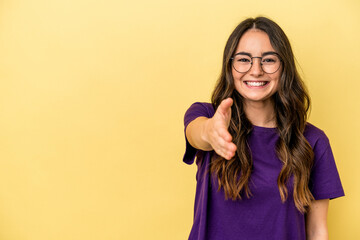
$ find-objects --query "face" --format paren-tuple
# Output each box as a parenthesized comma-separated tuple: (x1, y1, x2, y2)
(232, 29, 282, 105)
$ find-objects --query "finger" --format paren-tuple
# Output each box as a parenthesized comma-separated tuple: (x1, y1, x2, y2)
(213, 130, 235, 152)
(214, 147, 231, 161)
(223, 142, 237, 160)
(213, 135, 237, 159)
(218, 127, 233, 142)
(220, 147, 236, 160)
(217, 98, 233, 116)
(224, 148, 236, 160)
(213, 129, 231, 148)
(224, 142, 237, 154)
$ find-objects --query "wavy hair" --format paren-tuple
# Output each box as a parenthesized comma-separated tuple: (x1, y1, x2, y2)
(210, 17, 314, 213)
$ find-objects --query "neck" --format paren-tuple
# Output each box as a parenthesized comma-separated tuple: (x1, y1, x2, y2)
(243, 100, 276, 128)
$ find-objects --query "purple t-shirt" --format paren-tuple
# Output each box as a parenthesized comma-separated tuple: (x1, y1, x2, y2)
(183, 102, 344, 240)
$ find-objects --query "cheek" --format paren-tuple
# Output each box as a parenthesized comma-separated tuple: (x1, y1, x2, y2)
(231, 68, 237, 80)
(272, 70, 282, 89)
(232, 71, 244, 91)
(273, 81, 279, 92)
(232, 68, 244, 82)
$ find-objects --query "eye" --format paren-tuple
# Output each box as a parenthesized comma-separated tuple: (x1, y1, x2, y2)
(262, 56, 278, 64)
(237, 58, 250, 62)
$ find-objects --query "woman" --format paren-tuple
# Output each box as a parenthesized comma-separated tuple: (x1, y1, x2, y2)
(183, 17, 344, 240)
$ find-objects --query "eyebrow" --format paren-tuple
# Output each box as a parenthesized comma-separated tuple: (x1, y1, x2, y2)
(234, 51, 279, 57)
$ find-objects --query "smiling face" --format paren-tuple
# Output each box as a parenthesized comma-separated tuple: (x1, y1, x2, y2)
(232, 29, 282, 105)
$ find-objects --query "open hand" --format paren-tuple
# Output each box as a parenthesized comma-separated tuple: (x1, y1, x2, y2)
(204, 98, 237, 160)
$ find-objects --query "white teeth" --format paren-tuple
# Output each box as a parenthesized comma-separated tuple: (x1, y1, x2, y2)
(245, 81, 267, 86)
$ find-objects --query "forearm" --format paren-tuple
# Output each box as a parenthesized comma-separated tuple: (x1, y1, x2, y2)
(185, 117, 213, 151)
(306, 230, 328, 240)
(306, 199, 329, 240)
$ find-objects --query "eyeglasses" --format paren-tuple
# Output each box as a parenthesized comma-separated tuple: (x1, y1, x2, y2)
(231, 53, 282, 74)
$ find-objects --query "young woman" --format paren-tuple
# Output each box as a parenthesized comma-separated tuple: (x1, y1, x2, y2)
(183, 17, 344, 240)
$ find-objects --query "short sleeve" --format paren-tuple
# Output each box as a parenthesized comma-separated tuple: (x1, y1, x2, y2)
(183, 102, 215, 165)
(309, 136, 345, 200)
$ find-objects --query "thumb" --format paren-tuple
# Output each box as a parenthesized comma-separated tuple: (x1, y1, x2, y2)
(217, 98, 233, 117)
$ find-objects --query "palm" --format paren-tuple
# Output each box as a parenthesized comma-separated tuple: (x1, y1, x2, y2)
(207, 98, 236, 160)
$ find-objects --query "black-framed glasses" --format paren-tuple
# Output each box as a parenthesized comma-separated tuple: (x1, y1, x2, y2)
(231, 52, 282, 74)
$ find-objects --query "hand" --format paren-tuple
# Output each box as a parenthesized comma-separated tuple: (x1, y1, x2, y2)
(203, 98, 237, 160)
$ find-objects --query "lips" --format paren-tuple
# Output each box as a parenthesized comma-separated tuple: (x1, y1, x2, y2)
(244, 81, 269, 87)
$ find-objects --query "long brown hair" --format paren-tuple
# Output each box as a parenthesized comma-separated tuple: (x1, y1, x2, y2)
(210, 17, 314, 213)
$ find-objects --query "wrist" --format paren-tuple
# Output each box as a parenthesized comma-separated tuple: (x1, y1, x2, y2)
(201, 118, 213, 150)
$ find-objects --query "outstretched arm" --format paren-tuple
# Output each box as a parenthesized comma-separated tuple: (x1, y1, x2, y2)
(185, 98, 237, 160)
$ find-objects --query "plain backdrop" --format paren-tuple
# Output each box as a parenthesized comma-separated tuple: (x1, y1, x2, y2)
(0, 0, 359, 239)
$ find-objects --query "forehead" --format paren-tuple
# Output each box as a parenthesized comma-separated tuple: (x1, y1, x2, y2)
(235, 29, 275, 55)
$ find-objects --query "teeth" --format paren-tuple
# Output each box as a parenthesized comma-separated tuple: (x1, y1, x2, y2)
(246, 81, 267, 86)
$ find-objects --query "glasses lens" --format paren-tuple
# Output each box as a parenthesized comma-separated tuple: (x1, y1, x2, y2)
(232, 54, 251, 73)
(261, 54, 281, 74)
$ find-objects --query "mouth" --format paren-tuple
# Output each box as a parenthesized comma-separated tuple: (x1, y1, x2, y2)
(244, 81, 270, 87)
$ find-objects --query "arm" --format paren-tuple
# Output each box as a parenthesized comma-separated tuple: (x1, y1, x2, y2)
(186, 116, 213, 151)
(185, 98, 237, 160)
(305, 199, 329, 240)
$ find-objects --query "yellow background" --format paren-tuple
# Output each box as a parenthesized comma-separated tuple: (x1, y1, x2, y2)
(0, 0, 359, 239)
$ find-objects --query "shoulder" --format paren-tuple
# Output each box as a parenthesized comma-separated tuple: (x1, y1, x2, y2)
(304, 122, 332, 161)
(305, 123, 345, 199)
(184, 102, 215, 127)
(304, 122, 330, 149)
(186, 102, 215, 116)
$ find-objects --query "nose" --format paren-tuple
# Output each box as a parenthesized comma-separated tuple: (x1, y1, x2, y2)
(249, 57, 263, 76)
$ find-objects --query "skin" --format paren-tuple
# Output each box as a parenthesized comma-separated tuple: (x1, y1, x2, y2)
(185, 28, 329, 239)
(186, 98, 236, 160)
(232, 29, 281, 128)
(306, 199, 329, 240)
(187, 29, 280, 159)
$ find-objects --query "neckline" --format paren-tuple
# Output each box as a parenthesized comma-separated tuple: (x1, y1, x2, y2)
(252, 125, 277, 133)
